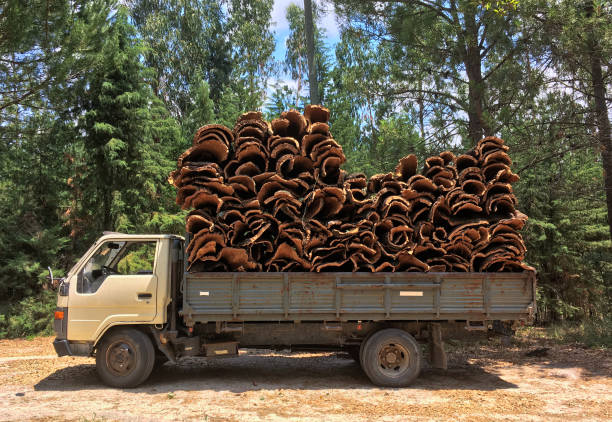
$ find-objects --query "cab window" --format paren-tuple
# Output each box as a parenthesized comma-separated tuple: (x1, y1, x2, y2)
(77, 241, 157, 294)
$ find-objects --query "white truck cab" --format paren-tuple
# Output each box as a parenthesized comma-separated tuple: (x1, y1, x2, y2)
(53, 234, 181, 356)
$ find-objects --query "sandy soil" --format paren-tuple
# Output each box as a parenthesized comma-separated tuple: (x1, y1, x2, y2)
(0, 335, 610, 421)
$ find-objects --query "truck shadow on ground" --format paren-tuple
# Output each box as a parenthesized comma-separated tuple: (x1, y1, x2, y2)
(34, 353, 518, 393)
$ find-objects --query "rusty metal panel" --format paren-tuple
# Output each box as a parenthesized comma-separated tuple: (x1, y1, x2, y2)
(439, 276, 484, 313)
(186, 274, 233, 314)
(289, 274, 335, 312)
(237, 275, 283, 312)
(390, 287, 436, 313)
(488, 274, 533, 313)
(341, 288, 384, 312)
(184, 272, 534, 322)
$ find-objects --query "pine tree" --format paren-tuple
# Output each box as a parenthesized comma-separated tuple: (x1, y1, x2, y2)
(74, 6, 179, 238)
(0, 1, 112, 303)
(182, 77, 216, 144)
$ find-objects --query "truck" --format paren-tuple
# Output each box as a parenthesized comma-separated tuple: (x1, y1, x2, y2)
(51, 232, 536, 388)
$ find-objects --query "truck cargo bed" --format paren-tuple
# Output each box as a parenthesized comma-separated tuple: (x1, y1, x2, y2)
(182, 272, 536, 324)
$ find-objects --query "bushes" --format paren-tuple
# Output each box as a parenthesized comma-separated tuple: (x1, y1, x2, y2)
(0, 290, 56, 339)
(519, 316, 612, 348)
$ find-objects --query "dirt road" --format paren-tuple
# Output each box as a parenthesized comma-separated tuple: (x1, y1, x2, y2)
(1, 335, 610, 421)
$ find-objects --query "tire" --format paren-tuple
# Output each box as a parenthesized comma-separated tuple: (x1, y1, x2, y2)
(96, 328, 155, 388)
(359, 337, 368, 369)
(361, 328, 421, 387)
(358, 329, 377, 369)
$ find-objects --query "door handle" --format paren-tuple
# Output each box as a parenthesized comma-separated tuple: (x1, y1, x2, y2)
(137, 293, 152, 300)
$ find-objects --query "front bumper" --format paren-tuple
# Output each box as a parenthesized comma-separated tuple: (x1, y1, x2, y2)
(53, 338, 72, 357)
(52, 338, 93, 357)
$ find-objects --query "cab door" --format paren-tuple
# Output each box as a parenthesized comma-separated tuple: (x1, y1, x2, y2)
(67, 240, 159, 341)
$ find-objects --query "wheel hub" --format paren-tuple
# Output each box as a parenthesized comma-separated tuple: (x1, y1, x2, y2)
(378, 343, 409, 374)
(107, 341, 135, 376)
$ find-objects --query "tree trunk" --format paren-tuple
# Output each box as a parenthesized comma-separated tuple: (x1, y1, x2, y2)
(304, 0, 319, 105)
(462, 5, 490, 146)
(590, 40, 612, 240)
(418, 80, 425, 139)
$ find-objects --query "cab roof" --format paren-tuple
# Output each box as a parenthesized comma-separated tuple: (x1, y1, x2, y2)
(98, 232, 184, 242)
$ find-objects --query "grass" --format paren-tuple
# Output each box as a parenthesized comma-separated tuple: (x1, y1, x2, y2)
(517, 317, 612, 349)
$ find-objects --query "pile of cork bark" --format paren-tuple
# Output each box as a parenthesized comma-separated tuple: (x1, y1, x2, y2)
(169, 106, 533, 273)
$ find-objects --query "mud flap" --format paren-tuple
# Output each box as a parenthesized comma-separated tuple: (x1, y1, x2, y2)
(428, 323, 447, 370)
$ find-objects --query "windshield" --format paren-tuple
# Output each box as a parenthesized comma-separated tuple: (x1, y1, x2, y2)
(77, 240, 157, 294)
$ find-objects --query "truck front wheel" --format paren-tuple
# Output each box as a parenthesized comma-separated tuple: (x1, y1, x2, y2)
(96, 328, 155, 388)
(361, 328, 421, 387)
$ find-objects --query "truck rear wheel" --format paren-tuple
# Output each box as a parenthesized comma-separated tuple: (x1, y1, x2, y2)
(361, 328, 421, 387)
(96, 328, 155, 388)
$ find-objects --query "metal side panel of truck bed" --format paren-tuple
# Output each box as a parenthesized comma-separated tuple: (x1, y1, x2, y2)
(181, 272, 536, 324)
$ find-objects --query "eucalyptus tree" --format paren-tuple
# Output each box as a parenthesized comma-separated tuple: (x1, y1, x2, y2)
(225, 0, 276, 111)
(332, 0, 544, 147)
(304, 0, 320, 104)
(283, 2, 330, 108)
(128, 0, 232, 122)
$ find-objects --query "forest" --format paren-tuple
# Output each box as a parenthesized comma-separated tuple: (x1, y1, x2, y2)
(0, 0, 610, 338)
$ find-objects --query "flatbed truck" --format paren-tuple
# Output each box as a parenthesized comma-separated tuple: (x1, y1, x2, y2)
(52, 233, 536, 388)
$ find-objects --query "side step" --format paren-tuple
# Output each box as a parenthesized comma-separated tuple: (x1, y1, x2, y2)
(465, 320, 487, 331)
(203, 341, 239, 358)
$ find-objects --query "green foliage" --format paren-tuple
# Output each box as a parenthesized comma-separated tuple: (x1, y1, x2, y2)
(506, 91, 612, 320)
(519, 316, 612, 348)
(366, 115, 425, 175)
(144, 210, 189, 235)
(116, 243, 156, 274)
(280, 2, 331, 108)
(1, 0, 611, 339)
(226, 0, 276, 111)
(0, 0, 113, 114)
(129, 0, 232, 117)
(182, 77, 216, 142)
(0, 213, 68, 299)
(266, 84, 301, 120)
(481, 0, 519, 15)
(332, 0, 542, 146)
(0, 291, 56, 339)
(73, 6, 179, 238)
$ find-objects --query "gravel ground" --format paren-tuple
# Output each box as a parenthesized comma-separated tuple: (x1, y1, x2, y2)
(0, 335, 611, 421)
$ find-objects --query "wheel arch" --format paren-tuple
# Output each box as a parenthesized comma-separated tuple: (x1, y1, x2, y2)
(93, 323, 156, 350)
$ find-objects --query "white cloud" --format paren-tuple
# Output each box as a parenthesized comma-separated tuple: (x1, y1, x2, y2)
(271, 0, 298, 32)
(317, 2, 340, 39)
(271, 0, 340, 39)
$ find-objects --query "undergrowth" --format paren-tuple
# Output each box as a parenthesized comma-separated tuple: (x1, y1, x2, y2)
(517, 316, 612, 348)
(0, 290, 55, 339)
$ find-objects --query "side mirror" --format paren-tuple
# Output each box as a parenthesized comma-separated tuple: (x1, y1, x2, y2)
(47, 267, 58, 288)
(47, 267, 65, 290)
